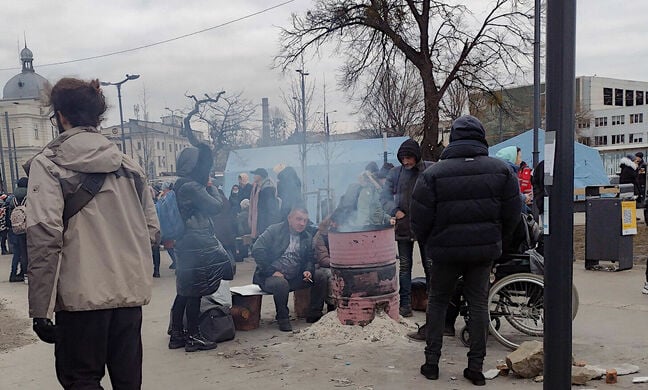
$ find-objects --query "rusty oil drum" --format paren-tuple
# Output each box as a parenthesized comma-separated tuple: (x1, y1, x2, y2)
(329, 225, 399, 326)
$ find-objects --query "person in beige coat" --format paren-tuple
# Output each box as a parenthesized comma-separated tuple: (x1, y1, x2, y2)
(25, 77, 159, 389)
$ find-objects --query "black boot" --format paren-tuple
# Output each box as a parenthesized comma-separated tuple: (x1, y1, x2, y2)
(463, 368, 486, 386)
(420, 363, 439, 380)
(184, 332, 217, 352)
(407, 323, 427, 341)
(168, 330, 185, 350)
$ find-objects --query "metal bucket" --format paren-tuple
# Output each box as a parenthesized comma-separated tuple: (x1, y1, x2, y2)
(329, 225, 399, 325)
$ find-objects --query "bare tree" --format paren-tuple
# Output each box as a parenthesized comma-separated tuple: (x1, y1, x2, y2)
(280, 74, 319, 142)
(277, 0, 533, 160)
(269, 107, 289, 144)
(191, 91, 257, 154)
(358, 58, 423, 138)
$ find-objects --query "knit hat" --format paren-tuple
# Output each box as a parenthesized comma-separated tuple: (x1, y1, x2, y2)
(396, 139, 422, 164)
(240, 199, 250, 209)
(449, 115, 488, 147)
(495, 146, 519, 164)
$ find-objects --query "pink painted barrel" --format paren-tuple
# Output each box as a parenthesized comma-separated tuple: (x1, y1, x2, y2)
(329, 225, 399, 326)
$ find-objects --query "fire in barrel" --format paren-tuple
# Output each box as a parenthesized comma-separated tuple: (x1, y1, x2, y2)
(329, 225, 399, 326)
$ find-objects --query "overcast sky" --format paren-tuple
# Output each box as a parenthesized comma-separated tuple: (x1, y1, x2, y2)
(0, 0, 645, 135)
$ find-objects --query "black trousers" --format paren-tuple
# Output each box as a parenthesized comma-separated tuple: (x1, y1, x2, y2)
(170, 295, 201, 334)
(55, 307, 143, 390)
(425, 262, 491, 372)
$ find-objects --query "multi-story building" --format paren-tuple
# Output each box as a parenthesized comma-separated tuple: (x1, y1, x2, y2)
(0, 45, 53, 192)
(100, 116, 203, 181)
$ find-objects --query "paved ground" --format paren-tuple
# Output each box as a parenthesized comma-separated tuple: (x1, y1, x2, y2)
(1, 248, 647, 389)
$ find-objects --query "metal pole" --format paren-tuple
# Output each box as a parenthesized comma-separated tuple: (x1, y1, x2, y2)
(12, 129, 19, 180)
(4, 112, 15, 190)
(117, 83, 126, 154)
(0, 120, 6, 192)
(543, 0, 576, 388)
(498, 87, 504, 143)
(298, 70, 308, 193)
(326, 113, 331, 207)
(532, 0, 541, 169)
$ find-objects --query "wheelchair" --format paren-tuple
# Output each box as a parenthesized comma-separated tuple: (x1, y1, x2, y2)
(457, 216, 580, 350)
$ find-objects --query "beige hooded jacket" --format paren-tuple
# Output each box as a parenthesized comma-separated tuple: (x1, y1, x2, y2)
(25, 127, 160, 319)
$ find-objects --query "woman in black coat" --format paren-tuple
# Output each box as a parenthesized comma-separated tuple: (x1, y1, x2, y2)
(169, 143, 231, 352)
(277, 166, 303, 220)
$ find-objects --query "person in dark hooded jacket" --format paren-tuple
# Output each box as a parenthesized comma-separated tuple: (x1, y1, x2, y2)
(7, 177, 29, 282)
(411, 115, 521, 385)
(169, 143, 232, 352)
(380, 139, 431, 317)
(277, 166, 303, 220)
(619, 155, 638, 193)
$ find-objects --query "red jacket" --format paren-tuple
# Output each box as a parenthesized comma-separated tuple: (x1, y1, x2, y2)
(518, 167, 532, 193)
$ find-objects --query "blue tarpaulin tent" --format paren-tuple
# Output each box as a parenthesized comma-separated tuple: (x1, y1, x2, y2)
(489, 129, 610, 189)
(224, 137, 410, 215)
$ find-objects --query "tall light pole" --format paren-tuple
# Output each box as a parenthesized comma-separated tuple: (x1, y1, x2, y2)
(165, 107, 179, 174)
(4, 112, 15, 190)
(296, 69, 309, 193)
(101, 74, 140, 155)
(11, 127, 20, 180)
(0, 117, 6, 192)
(532, 0, 541, 169)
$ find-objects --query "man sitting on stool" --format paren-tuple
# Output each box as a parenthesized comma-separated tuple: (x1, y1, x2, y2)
(252, 206, 327, 331)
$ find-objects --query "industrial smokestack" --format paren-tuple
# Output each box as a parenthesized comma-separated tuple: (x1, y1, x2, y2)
(261, 97, 270, 143)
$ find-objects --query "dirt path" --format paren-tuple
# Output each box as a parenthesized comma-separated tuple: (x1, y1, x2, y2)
(0, 299, 35, 352)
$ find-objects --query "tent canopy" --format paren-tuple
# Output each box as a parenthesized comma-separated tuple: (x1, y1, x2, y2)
(224, 137, 410, 213)
(489, 129, 610, 188)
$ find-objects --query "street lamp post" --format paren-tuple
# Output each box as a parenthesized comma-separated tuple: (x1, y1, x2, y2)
(532, 0, 541, 169)
(101, 74, 140, 155)
(11, 127, 20, 180)
(296, 69, 309, 193)
(165, 107, 179, 174)
(4, 112, 15, 190)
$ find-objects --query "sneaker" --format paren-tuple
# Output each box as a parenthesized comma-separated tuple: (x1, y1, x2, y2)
(399, 305, 413, 317)
(168, 330, 186, 350)
(642, 282, 648, 295)
(463, 368, 486, 386)
(153, 271, 160, 278)
(184, 332, 217, 352)
(169, 262, 176, 270)
(23, 276, 28, 285)
(277, 319, 293, 332)
(9, 274, 23, 283)
(420, 363, 439, 380)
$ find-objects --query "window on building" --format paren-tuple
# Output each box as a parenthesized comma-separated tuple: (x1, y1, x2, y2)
(626, 90, 634, 106)
(169, 143, 172, 152)
(577, 120, 591, 129)
(611, 115, 625, 125)
(630, 113, 644, 124)
(157, 156, 162, 166)
(137, 141, 142, 150)
(611, 134, 625, 144)
(170, 164, 174, 173)
(594, 135, 608, 146)
(637, 91, 644, 106)
(630, 133, 644, 143)
(595, 117, 608, 127)
(157, 141, 161, 150)
(34, 128, 39, 139)
(615, 89, 624, 106)
(603, 88, 613, 105)
(139, 156, 143, 166)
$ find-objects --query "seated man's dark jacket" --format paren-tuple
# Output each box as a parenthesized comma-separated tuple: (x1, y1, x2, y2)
(252, 221, 315, 285)
(410, 141, 521, 264)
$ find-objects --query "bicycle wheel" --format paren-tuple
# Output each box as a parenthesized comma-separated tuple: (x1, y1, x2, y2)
(488, 273, 545, 349)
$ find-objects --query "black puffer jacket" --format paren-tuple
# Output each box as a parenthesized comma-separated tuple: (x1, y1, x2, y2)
(277, 166, 303, 220)
(380, 139, 430, 240)
(411, 116, 521, 264)
(251, 221, 314, 285)
(174, 144, 230, 297)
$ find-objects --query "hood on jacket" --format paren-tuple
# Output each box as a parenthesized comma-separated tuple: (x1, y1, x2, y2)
(277, 166, 301, 187)
(496, 146, 519, 165)
(620, 156, 637, 170)
(24, 127, 122, 176)
(176, 143, 213, 185)
(397, 139, 422, 164)
(449, 115, 488, 147)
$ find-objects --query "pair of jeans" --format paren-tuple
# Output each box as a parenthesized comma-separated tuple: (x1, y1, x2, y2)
(397, 240, 429, 308)
(424, 261, 491, 372)
(54, 307, 143, 390)
(9, 232, 27, 276)
(170, 295, 201, 334)
(152, 245, 161, 274)
(0, 229, 8, 253)
(260, 269, 328, 320)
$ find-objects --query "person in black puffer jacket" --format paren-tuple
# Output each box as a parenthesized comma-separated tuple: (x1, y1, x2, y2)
(169, 143, 231, 353)
(380, 139, 431, 317)
(277, 166, 303, 221)
(411, 115, 521, 385)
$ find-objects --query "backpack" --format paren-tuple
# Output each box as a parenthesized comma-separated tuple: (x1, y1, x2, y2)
(10, 198, 27, 235)
(156, 189, 184, 241)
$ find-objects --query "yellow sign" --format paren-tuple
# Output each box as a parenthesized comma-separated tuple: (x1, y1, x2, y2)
(621, 201, 637, 235)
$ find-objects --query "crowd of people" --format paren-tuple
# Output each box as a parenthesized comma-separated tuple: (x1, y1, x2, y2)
(5, 75, 647, 389)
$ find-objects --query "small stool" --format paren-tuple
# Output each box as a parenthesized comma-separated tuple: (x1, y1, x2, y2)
(293, 288, 311, 318)
(230, 285, 269, 330)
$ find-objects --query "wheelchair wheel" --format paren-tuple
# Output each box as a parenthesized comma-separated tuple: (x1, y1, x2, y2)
(488, 273, 545, 349)
(459, 326, 470, 347)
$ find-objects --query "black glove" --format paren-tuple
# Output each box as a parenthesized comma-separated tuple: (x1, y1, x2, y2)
(33, 318, 56, 344)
